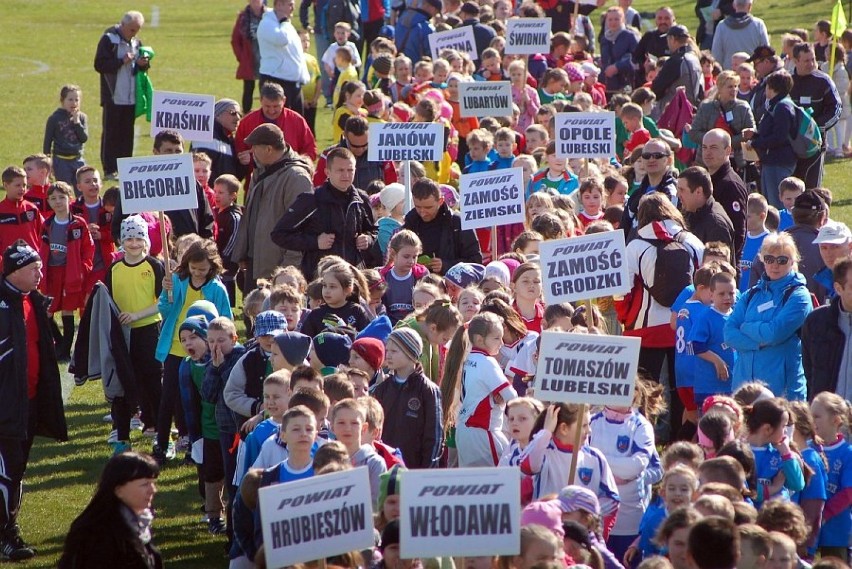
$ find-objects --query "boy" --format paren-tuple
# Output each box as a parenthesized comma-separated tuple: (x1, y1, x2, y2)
(577, 179, 605, 228)
(258, 405, 318, 487)
(463, 129, 494, 173)
(42, 182, 94, 361)
(212, 174, 242, 307)
(490, 128, 517, 170)
(778, 177, 804, 231)
(288, 364, 325, 397)
(528, 141, 579, 198)
(689, 272, 738, 407)
(620, 103, 651, 159)
(346, 368, 371, 398)
(474, 48, 508, 82)
(22, 154, 53, 214)
(323, 373, 355, 407)
(321, 22, 362, 80)
(737, 524, 770, 569)
(241, 371, 291, 478)
(512, 230, 543, 257)
(359, 395, 405, 468)
(332, 48, 359, 105)
(192, 152, 216, 211)
(537, 68, 569, 105)
(0, 166, 44, 264)
(270, 331, 311, 374)
(739, 193, 770, 293)
(330, 398, 387, 506)
(71, 165, 115, 295)
(269, 285, 305, 332)
(524, 124, 549, 154)
(349, 336, 385, 387)
(377, 183, 405, 257)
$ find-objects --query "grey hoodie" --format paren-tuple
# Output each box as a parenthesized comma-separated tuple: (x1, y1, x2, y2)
(352, 444, 387, 508)
(711, 12, 770, 70)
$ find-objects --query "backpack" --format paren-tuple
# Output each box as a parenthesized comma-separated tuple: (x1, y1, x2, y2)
(780, 97, 822, 159)
(638, 232, 699, 308)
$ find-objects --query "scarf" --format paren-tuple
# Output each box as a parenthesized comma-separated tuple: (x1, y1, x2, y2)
(603, 25, 625, 43)
(120, 505, 154, 545)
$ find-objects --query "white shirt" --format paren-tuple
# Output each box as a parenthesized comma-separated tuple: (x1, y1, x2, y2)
(257, 10, 310, 84)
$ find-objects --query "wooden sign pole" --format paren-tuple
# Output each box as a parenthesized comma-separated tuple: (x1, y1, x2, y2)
(159, 211, 173, 302)
(567, 403, 587, 484)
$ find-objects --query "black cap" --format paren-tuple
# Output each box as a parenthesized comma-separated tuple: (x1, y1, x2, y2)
(794, 189, 826, 212)
(2, 242, 40, 277)
(668, 24, 690, 39)
(747, 45, 776, 62)
(423, 0, 442, 9)
(460, 1, 480, 15)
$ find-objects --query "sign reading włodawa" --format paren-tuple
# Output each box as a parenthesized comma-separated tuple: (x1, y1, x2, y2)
(539, 230, 630, 305)
(505, 18, 552, 54)
(554, 111, 616, 159)
(117, 154, 198, 215)
(368, 123, 444, 162)
(150, 90, 215, 141)
(460, 167, 525, 230)
(458, 81, 513, 118)
(259, 467, 374, 569)
(400, 467, 521, 558)
(429, 26, 478, 60)
(534, 331, 641, 406)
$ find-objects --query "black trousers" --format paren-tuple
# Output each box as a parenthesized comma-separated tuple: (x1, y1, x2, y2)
(113, 323, 163, 440)
(259, 75, 304, 116)
(242, 79, 257, 113)
(794, 150, 825, 189)
(0, 405, 37, 530)
(156, 354, 187, 449)
(100, 102, 136, 175)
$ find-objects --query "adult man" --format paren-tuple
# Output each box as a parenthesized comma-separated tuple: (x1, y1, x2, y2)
(402, 178, 481, 275)
(0, 243, 67, 561)
(233, 124, 313, 289)
(313, 116, 397, 189)
(191, 98, 244, 182)
(395, 0, 439, 64)
(812, 221, 852, 302)
(651, 24, 703, 112)
(272, 147, 378, 279)
(621, 139, 679, 239)
(677, 166, 735, 265)
(702, 129, 748, 260)
(747, 45, 783, 124)
(235, 82, 317, 180)
(459, 2, 496, 66)
(257, 0, 310, 116)
(686, 517, 740, 569)
(94, 11, 149, 180)
(633, 7, 674, 86)
(790, 42, 842, 189)
(711, 0, 769, 70)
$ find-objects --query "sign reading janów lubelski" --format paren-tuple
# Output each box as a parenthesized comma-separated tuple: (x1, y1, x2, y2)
(534, 331, 641, 407)
(368, 123, 444, 162)
(429, 26, 478, 60)
(117, 154, 198, 214)
(460, 167, 525, 230)
(400, 467, 520, 558)
(459, 81, 513, 118)
(554, 111, 616, 158)
(505, 18, 552, 54)
(151, 90, 215, 141)
(539, 230, 629, 305)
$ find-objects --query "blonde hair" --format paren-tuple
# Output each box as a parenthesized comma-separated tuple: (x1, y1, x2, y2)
(388, 229, 422, 254)
(759, 233, 800, 267)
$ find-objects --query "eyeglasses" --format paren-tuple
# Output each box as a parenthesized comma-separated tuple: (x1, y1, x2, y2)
(346, 139, 369, 149)
(641, 152, 669, 160)
(228, 110, 241, 117)
(763, 255, 790, 265)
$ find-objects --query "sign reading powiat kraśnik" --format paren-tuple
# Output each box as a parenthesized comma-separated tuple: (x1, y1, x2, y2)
(539, 230, 629, 305)
(367, 123, 444, 162)
(429, 26, 478, 60)
(554, 111, 616, 158)
(259, 467, 374, 569)
(117, 154, 198, 215)
(534, 331, 641, 407)
(151, 90, 215, 141)
(400, 467, 520, 558)
(459, 81, 513, 118)
(505, 18, 552, 54)
(460, 167, 525, 230)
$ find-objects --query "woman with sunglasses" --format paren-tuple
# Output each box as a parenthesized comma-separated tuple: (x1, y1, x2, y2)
(724, 232, 813, 401)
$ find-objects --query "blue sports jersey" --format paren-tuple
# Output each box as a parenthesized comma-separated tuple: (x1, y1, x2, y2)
(636, 496, 665, 559)
(818, 437, 852, 547)
(739, 230, 769, 293)
(792, 444, 828, 503)
(689, 307, 735, 397)
(672, 292, 707, 390)
(242, 418, 280, 475)
(779, 209, 794, 231)
(751, 443, 805, 508)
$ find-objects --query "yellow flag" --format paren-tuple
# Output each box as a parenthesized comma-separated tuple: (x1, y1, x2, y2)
(831, 0, 847, 38)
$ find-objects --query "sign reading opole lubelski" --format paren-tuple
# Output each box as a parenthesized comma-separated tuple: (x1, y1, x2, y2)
(367, 123, 444, 162)
(117, 154, 198, 214)
(554, 111, 616, 158)
(151, 90, 215, 141)
(429, 26, 478, 60)
(460, 167, 525, 230)
(458, 81, 513, 118)
(505, 18, 552, 54)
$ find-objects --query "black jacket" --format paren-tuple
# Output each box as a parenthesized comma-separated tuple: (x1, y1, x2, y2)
(801, 296, 846, 399)
(633, 29, 669, 83)
(59, 506, 163, 569)
(791, 69, 842, 131)
(710, 162, 748, 260)
(621, 170, 678, 241)
(684, 196, 735, 262)
(271, 182, 378, 279)
(462, 18, 497, 65)
(191, 121, 246, 182)
(402, 203, 482, 275)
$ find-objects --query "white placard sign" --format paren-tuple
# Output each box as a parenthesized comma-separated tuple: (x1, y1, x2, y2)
(534, 331, 641, 406)
(117, 154, 198, 214)
(554, 111, 616, 158)
(259, 467, 375, 569)
(429, 26, 478, 60)
(150, 90, 215, 141)
(505, 18, 552, 55)
(460, 167, 525, 230)
(400, 467, 521, 558)
(367, 123, 444, 162)
(458, 81, 513, 118)
(539, 230, 629, 305)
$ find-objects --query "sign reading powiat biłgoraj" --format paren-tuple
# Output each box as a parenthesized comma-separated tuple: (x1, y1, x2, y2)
(459, 81, 513, 118)
(400, 467, 520, 558)
(460, 167, 525, 230)
(429, 26, 478, 60)
(539, 230, 630, 305)
(117, 154, 198, 215)
(151, 90, 215, 142)
(554, 111, 616, 158)
(259, 467, 374, 569)
(534, 331, 641, 406)
(368, 123, 444, 162)
(504, 18, 552, 54)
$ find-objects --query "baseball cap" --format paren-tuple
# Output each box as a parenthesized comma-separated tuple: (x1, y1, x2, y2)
(793, 189, 826, 212)
(244, 123, 285, 147)
(747, 45, 776, 62)
(668, 24, 690, 39)
(814, 220, 852, 244)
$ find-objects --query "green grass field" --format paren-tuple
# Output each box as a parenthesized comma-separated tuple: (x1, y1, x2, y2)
(0, 0, 850, 566)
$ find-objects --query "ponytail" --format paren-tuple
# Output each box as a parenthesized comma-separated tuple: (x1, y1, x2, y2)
(440, 324, 470, 431)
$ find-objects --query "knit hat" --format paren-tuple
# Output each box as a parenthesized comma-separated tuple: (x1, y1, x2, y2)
(254, 310, 287, 337)
(120, 215, 151, 249)
(273, 331, 312, 366)
(372, 54, 394, 77)
(391, 103, 412, 123)
(351, 337, 385, 372)
(214, 98, 240, 117)
(380, 520, 401, 551)
(312, 332, 353, 368)
(387, 327, 423, 363)
(356, 314, 393, 343)
(668, 24, 690, 39)
(179, 315, 209, 340)
(444, 262, 486, 289)
(520, 500, 564, 538)
(380, 183, 406, 212)
(501, 258, 521, 279)
(556, 485, 601, 516)
(484, 261, 511, 288)
(580, 62, 600, 78)
(564, 63, 584, 84)
(2, 242, 40, 277)
(378, 465, 405, 512)
(186, 300, 219, 323)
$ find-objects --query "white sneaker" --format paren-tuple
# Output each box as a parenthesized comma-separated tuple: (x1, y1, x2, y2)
(130, 417, 144, 431)
(102, 413, 113, 423)
(106, 430, 118, 444)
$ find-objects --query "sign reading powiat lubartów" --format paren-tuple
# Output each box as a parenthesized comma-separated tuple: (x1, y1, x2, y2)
(259, 467, 374, 569)
(460, 167, 525, 230)
(534, 331, 641, 406)
(554, 111, 616, 158)
(400, 467, 520, 558)
(367, 123, 444, 162)
(429, 26, 478, 60)
(458, 81, 513, 118)
(117, 154, 198, 214)
(151, 90, 215, 141)
(505, 18, 552, 54)
(539, 230, 629, 305)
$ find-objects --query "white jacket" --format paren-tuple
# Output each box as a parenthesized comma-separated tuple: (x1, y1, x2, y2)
(257, 10, 310, 84)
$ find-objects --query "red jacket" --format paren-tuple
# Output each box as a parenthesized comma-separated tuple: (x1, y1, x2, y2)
(231, 7, 261, 81)
(0, 199, 43, 269)
(235, 108, 318, 180)
(70, 198, 115, 270)
(41, 214, 94, 294)
(24, 184, 51, 215)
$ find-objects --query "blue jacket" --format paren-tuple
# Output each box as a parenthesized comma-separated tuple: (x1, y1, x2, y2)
(599, 28, 638, 92)
(394, 8, 433, 63)
(750, 94, 797, 167)
(155, 275, 233, 362)
(178, 353, 212, 444)
(724, 270, 812, 400)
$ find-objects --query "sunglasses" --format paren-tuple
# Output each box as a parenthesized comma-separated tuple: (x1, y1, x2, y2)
(228, 110, 241, 117)
(763, 255, 790, 266)
(641, 152, 670, 160)
(347, 139, 369, 149)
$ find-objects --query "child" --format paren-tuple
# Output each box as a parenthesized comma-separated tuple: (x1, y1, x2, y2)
(431, 58, 450, 88)
(389, 55, 412, 104)
(241, 372, 290, 478)
(690, 272, 737, 406)
(474, 48, 508, 82)
(371, 328, 443, 468)
(446, 73, 480, 168)
(270, 331, 311, 372)
(737, 524, 771, 569)
(258, 405, 318, 487)
(396, 300, 462, 383)
(212, 174, 242, 307)
(332, 79, 367, 142)
(456, 286, 484, 323)
(737, 62, 757, 102)
(528, 141, 579, 198)
(620, 103, 651, 159)
(300, 28, 321, 132)
(71, 165, 114, 296)
(22, 154, 52, 215)
(363, 269, 388, 319)
(380, 230, 428, 325)
(777, 177, 804, 230)
(42, 182, 94, 361)
(524, 125, 549, 155)
(349, 337, 385, 388)
(739, 193, 769, 293)
(785, 402, 827, 557)
(538, 68, 569, 105)
(360, 397, 405, 468)
(43, 85, 88, 187)
(511, 262, 544, 333)
(310, 331, 352, 375)
(491, 128, 517, 170)
(268, 285, 306, 333)
(376, 183, 405, 258)
(464, 129, 494, 173)
(577, 178, 606, 228)
(512, 230, 543, 257)
(321, 22, 362, 81)
(0, 166, 44, 260)
(499, 397, 544, 504)
(300, 262, 371, 336)
(192, 152, 216, 211)
(330, 398, 387, 505)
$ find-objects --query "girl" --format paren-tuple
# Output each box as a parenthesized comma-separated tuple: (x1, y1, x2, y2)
(701, 395, 744, 436)
(43, 84, 88, 186)
(412, 282, 445, 311)
(332, 80, 367, 142)
(787, 400, 827, 558)
(269, 265, 308, 296)
(525, 192, 555, 229)
(697, 412, 736, 459)
(379, 230, 429, 325)
(558, 485, 623, 569)
(499, 398, 542, 506)
(505, 525, 562, 569)
(155, 240, 232, 464)
(509, 60, 540, 133)
(511, 263, 544, 333)
(578, 177, 606, 228)
(397, 299, 462, 384)
(457, 286, 484, 324)
(300, 262, 372, 337)
(480, 297, 537, 395)
(652, 507, 702, 569)
(362, 268, 388, 319)
(442, 313, 518, 467)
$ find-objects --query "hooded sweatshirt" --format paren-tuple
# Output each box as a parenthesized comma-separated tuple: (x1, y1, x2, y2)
(352, 444, 388, 507)
(710, 12, 770, 70)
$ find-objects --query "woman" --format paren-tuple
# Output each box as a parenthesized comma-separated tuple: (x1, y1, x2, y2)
(231, 0, 269, 112)
(59, 452, 161, 569)
(599, 7, 639, 96)
(724, 232, 812, 401)
(688, 70, 756, 169)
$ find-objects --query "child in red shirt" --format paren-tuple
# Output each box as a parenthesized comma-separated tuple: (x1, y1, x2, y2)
(23, 154, 53, 215)
(0, 166, 44, 267)
(71, 166, 115, 296)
